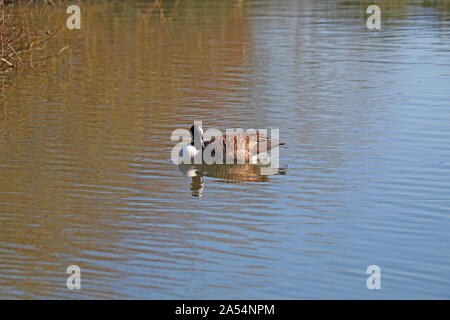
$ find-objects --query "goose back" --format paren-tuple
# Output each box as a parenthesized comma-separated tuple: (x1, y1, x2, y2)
(204, 131, 284, 162)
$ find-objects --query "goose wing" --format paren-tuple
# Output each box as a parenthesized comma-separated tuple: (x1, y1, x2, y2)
(204, 131, 285, 161)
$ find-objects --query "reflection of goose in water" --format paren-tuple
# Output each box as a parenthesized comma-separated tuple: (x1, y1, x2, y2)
(178, 163, 286, 198)
(180, 164, 205, 198)
(179, 124, 285, 163)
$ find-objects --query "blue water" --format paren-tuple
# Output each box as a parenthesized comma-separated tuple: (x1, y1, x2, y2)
(0, 0, 449, 299)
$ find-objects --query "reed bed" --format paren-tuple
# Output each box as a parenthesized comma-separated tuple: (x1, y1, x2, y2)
(0, 0, 67, 89)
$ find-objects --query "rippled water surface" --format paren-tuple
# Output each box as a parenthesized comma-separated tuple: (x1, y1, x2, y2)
(1, 0, 449, 299)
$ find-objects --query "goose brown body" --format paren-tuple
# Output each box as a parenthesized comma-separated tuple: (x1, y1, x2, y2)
(203, 130, 285, 163)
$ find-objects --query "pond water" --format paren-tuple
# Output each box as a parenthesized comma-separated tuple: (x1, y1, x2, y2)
(0, 0, 449, 299)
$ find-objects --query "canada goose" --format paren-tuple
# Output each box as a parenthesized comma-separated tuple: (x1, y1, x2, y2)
(180, 124, 285, 164)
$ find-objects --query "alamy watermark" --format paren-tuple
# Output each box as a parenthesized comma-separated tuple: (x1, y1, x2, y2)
(366, 5, 381, 30)
(66, 265, 81, 290)
(66, 5, 81, 30)
(171, 121, 281, 172)
(366, 265, 381, 290)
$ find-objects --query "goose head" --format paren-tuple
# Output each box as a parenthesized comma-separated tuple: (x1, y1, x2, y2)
(190, 124, 204, 150)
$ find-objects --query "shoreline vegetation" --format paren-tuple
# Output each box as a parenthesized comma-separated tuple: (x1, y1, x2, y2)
(0, 0, 68, 90)
(0, 0, 184, 92)
(0, 0, 171, 91)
